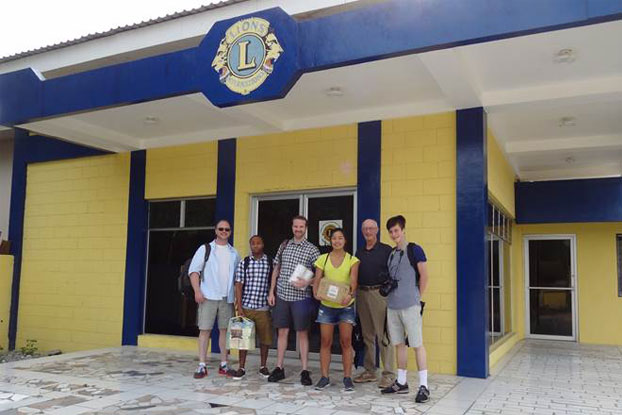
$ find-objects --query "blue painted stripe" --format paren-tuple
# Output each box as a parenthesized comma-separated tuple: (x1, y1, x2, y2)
(516, 178, 622, 224)
(356, 120, 382, 368)
(8, 130, 108, 350)
(298, 0, 622, 71)
(1, 0, 620, 120)
(357, 121, 382, 250)
(211, 138, 237, 353)
(456, 108, 489, 378)
(122, 150, 149, 345)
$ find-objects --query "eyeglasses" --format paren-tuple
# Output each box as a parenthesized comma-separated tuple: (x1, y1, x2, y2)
(218, 227, 231, 232)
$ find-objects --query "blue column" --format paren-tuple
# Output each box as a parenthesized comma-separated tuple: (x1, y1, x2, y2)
(121, 150, 148, 345)
(215, 138, 237, 234)
(211, 138, 237, 353)
(456, 108, 489, 378)
(7, 130, 107, 350)
(357, 121, 382, 249)
(356, 121, 382, 368)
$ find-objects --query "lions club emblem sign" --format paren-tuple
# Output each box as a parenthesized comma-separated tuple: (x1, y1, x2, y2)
(211, 17, 283, 95)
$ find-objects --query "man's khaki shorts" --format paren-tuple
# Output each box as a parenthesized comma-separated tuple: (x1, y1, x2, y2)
(197, 298, 233, 331)
(242, 308, 273, 346)
(387, 303, 423, 347)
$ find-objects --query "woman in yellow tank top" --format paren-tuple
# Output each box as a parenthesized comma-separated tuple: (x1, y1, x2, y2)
(312, 228, 359, 392)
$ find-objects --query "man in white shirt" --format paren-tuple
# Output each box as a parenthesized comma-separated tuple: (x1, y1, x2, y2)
(188, 219, 240, 379)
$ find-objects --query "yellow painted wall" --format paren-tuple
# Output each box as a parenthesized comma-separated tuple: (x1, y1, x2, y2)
(145, 142, 218, 199)
(489, 333, 519, 371)
(487, 130, 516, 217)
(138, 334, 197, 352)
(381, 113, 457, 374)
(0, 255, 13, 349)
(18, 154, 130, 352)
(233, 125, 357, 256)
(512, 223, 622, 345)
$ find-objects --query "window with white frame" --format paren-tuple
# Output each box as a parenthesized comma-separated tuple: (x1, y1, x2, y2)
(487, 202, 513, 345)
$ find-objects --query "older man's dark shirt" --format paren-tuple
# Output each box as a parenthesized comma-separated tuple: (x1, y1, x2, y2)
(355, 241, 392, 286)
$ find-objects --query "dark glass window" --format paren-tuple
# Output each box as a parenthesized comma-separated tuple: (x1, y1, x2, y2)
(487, 200, 513, 345)
(307, 195, 354, 256)
(144, 197, 216, 336)
(149, 201, 180, 228)
(144, 229, 212, 336)
(617, 235, 622, 297)
(528, 240, 571, 288)
(185, 198, 216, 228)
(487, 239, 502, 340)
(529, 290, 572, 336)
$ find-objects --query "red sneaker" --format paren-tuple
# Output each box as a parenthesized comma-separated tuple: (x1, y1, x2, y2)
(193, 365, 207, 379)
(218, 364, 228, 375)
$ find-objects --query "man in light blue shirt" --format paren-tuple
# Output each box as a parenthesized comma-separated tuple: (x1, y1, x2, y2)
(189, 219, 240, 379)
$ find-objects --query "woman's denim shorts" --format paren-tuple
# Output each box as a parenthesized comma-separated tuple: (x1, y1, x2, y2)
(316, 303, 356, 325)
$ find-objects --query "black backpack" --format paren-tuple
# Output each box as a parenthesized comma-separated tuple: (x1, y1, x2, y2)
(405, 242, 422, 286)
(178, 243, 211, 297)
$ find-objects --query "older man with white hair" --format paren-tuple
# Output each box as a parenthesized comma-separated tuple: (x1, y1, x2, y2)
(353, 218, 395, 388)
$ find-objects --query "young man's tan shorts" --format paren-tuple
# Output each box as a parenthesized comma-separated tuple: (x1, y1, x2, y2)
(242, 308, 273, 345)
(387, 303, 423, 347)
(197, 298, 233, 331)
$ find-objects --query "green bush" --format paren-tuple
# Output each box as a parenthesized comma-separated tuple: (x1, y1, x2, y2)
(20, 339, 38, 356)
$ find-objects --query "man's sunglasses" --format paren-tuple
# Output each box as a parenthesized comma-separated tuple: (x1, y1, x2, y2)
(218, 227, 231, 232)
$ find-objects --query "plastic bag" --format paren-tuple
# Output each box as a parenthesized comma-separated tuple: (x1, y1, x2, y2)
(289, 264, 314, 289)
(226, 316, 256, 350)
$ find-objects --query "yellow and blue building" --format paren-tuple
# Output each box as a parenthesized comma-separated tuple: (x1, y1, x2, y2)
(1, 0, 621, 378)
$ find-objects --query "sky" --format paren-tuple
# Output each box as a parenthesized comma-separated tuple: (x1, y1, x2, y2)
(0, 0, 220, 58)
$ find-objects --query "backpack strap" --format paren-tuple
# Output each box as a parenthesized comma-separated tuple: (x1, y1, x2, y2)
(200, 243, 211, 283)
(243, 256, 251, 282)
(277, 239, 290, 265)
(406, 242, 420, 286)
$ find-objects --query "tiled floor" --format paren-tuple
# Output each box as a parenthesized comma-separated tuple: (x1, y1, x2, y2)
(463, 341, 622, 415)
(0, 340, 620, 414)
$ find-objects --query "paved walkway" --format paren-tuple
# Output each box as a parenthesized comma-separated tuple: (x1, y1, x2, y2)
(0, 340, 620, 414)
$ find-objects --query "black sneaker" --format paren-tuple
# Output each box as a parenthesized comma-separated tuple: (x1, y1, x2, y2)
(230, 368, 246, 380)
(225, 368, 237, 377)
(300, 370, 312, 386)
(315, 376, 330, 390)
(415, 385, 430, 403)
(268, 367, 285, 382)
(343, 377, 354, 392)
(381, 380, 409, 394)
(258, 366, 270, 378)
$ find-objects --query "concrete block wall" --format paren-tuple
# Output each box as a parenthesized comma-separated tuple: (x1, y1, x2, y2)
(17, 154, 130, 352)
(381, 113, 457, 374)
(0, 255, 13, 349)
(233, 125, 358, 256)
(145, 142, 217, 200)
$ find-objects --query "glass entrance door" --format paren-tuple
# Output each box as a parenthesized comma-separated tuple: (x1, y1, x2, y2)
(252, 190, 356, 353)
(524, 235, 577, 340)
